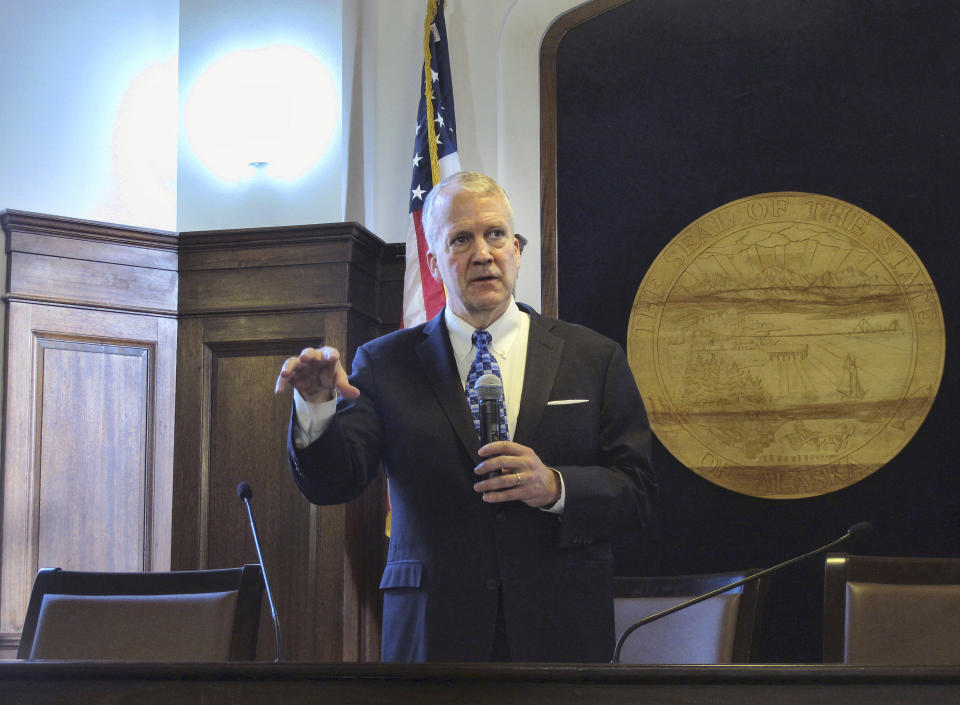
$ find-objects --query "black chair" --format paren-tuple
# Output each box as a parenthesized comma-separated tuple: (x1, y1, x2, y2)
(823, 553, 960, 664)
(614, 570, 768, 663)
(17, 564, 264, 661)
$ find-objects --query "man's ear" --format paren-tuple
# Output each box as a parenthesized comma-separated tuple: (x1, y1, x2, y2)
(426, 251, 442, 283)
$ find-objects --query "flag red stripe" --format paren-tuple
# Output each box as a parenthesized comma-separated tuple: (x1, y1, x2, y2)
(413, 210, 445, 319)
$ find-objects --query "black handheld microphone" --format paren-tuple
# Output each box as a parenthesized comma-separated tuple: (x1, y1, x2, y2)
(611, 521, 874, 663)
(237, 481, 283, 662)
(475, 373, 505, 480)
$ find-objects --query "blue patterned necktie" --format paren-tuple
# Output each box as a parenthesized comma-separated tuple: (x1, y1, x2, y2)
(465, 329, 509, 441)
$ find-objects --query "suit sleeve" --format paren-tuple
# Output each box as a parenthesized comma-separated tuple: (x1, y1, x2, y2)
(287, 344, 384, 505)
(552, 341, 656, 548)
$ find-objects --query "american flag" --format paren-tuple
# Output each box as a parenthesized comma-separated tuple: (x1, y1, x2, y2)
(402, 0, 461, 328)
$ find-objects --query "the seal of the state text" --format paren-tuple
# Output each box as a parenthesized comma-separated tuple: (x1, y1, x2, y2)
(628, 193, 944, 498)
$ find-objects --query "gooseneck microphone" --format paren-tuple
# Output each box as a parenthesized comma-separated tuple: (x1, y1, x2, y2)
(237, 481, 283, 662)
(475, 373, 505, 480)
(611, 521, 874, 663)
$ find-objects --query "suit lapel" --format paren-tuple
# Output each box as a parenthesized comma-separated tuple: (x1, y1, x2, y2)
(416, 312, 480, 458)
(514, 311, 563, 445)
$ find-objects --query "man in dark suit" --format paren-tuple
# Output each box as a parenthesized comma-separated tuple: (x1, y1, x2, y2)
(275, 171, 655, 662)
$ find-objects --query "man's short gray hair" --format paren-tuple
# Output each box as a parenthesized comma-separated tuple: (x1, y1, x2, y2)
(422, 171, 514, 249)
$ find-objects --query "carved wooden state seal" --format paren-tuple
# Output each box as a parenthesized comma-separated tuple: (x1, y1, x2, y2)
(628, 193, 944, 498)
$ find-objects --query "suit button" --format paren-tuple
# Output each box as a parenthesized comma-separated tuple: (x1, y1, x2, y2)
(495, 509, 506, 520)
(485, 579, 499, 590)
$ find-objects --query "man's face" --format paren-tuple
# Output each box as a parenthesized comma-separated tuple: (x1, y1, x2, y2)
(426, 187, 521, 328)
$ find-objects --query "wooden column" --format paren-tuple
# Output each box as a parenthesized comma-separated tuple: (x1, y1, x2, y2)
(0, 211, 179, 659)
(174, 223, 402, 662)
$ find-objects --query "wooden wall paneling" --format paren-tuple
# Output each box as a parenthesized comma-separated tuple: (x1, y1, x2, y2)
(152, 316, 178, 570)
(172, 314, 324, 661)
(35, 337, 151, 572)
(175, 223, 400, 663)
(0, 308, 175, 641)
(176, 223, 387, 317)
(169, 316, 206, 571)
(2, 211, 180, 315)
(0, 211, 178, 659)
(0, 213, 399, 661)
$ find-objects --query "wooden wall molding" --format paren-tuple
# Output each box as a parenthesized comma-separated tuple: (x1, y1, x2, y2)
(1, 210, 179, 316)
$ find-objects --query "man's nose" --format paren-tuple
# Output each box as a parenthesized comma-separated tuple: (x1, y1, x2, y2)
(471, 236, 492, 260)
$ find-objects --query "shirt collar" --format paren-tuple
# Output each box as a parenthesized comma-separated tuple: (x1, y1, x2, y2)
(445, 297, 522, 361)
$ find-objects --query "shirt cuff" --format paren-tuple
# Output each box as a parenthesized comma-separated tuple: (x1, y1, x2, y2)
(292, 389, 338, 449)
(539, 468, 565, 514)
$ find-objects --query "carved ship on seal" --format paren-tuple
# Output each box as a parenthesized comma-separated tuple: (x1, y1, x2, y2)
(837, 354, 867, 400)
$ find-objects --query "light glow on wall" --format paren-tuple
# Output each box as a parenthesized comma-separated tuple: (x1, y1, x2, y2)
(183, 45, 338, 182)
(101, 56, 178, 228)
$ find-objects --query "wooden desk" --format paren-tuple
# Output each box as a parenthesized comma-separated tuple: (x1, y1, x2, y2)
(1, 662, 959, 704)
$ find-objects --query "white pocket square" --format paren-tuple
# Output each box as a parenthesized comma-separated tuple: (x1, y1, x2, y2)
(547, 399, 589, 405)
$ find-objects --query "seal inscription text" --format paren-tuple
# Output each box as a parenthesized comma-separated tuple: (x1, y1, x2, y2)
(628, 193, 944, 498)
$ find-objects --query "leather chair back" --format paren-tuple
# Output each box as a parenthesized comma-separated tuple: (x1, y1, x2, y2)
(614, 570, 767, 664)
(17, 565, 264, 661)
(824, 553, 960, 664)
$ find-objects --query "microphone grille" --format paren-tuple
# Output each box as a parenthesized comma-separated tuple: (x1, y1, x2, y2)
(237, 481, 253, 500)
(475, 373, 503, 401)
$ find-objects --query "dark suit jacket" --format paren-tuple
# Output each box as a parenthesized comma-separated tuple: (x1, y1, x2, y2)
(289, 304, 655, 662)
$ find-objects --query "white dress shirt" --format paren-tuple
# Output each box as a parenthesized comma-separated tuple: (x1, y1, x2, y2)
(443, 298, 527, 440)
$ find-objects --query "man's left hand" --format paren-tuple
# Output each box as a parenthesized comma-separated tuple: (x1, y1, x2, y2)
(473, 441, 561, 508)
